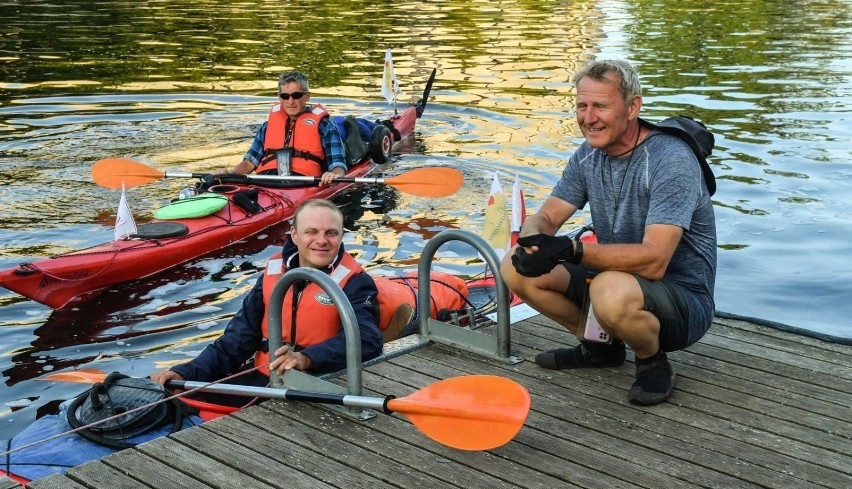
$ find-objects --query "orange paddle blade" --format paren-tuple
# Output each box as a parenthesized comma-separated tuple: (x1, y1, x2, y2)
(387, 375, 530, 450)
(92, 158, 165, 189)
(385, 167, 463, 198)
(37, 368, 108, 383)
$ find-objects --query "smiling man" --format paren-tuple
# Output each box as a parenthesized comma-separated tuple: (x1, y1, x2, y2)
(500, 59, 717, 406)
(222, 71, 347, 186)
(151, 199, 383, 394)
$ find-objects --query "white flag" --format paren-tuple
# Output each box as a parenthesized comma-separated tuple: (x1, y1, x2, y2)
(114, 183, 137, 241)
(483, 172, 510, 259)
(510, 174, 527, 247)
(381, 48, 400, 105)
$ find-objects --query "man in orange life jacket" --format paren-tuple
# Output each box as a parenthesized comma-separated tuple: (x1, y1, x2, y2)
(220, 71, 348, 186)
(150, 199, 383, 390)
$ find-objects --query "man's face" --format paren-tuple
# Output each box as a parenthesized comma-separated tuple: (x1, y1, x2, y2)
(575, 73, 640, 155)
(279, 80, 310, 119)
(291, 205, 343, 269)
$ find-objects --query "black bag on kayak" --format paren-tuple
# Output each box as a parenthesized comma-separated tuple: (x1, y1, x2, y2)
(233, 188, 262, 215)
(66, 372, 193, 450)
(641, 115, 716, 196)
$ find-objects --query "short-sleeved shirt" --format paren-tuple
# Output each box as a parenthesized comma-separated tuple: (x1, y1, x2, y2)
(552, 130, 717, 342)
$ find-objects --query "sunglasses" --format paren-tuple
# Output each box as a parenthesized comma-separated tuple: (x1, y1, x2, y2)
(279, 91, 306, 100)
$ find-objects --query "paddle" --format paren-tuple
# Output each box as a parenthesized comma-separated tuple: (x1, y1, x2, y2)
(40, 371, 530, 451)
(91, 158, 463, 198)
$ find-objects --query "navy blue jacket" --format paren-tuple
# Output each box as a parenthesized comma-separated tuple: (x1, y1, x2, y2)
(171, 240, 382, 381)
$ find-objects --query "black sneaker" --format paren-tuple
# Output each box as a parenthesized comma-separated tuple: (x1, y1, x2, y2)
(534, 340, 625, 370)
(628, 351, 675, 405)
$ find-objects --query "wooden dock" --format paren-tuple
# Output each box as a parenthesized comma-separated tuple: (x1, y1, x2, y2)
(6, 314, 851, 488)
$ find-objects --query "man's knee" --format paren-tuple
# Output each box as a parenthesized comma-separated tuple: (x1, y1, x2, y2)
(500, 252, 523, 290)
(589, 271, 644, 323)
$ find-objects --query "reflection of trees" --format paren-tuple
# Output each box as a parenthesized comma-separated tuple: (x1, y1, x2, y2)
(624, 0, 851, 135)
(1, 0, 596, 104)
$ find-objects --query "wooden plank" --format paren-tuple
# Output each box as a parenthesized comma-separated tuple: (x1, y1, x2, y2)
(191, 414, 361, 488)
(244, 401, 512, 488)
(136, 436, 274, 489)
(260, 392, 576, 488)
(18, 314, 852, 489)
(22, 474, 86, 489)
(100, 449, 213, 489)
(673, 348, 850, 420)
(516, 317, 852, 409)
(698, 330, 852, 385)
(405, 338, 847, 488)
(362, 362, 702, 489)
(509, 320, 852, 456)
(459, 318, 852, 488)
(385, 350, 779, 489)
(712, 317, 852, 357)
(0, 476, 21, 489)
(62, 459, 154, 489)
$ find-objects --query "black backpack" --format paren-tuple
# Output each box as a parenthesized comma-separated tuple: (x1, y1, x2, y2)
(641, 116, 716, 196)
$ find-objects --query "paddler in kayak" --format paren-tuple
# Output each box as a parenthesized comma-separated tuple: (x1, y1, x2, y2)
(219, 71, 349, 186)
(150, 198, 384, 395)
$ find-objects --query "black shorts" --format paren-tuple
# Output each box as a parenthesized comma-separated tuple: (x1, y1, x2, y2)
(562, 263, 690, 352)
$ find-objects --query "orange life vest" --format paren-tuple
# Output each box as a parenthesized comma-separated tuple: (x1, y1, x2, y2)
(373, 272, 470, 328)
(256, 104, 328, 176)
(254, 250, 363, 375)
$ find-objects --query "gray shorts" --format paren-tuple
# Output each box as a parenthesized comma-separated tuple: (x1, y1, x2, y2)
(563, 263, 690, 352)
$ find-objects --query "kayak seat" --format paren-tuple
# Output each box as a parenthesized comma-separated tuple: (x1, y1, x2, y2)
(131, 222, 189, 239)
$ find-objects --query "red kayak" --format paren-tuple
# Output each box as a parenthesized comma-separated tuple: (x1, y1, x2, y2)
(0, 71, 438, 309)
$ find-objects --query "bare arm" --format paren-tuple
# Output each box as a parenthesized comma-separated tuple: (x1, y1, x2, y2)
(519, 196, 579, 239)
(217, 158, 255, 175)
(583, 223, 683, 280)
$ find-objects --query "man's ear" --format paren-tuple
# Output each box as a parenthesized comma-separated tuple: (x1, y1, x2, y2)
(628, 95, 642, 120)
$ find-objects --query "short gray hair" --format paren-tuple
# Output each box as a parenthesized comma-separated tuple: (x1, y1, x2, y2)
(572, 59, 641, 105)
(278, 71, 310, 92)
(292, 198, 343, 231)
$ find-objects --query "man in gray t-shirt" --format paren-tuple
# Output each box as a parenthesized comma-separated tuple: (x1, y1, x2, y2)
(500, 59, 717, 406)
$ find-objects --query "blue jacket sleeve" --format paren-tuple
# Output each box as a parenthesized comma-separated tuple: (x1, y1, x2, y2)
(300, 272, 383, 373)
(171, 275, 266, 382)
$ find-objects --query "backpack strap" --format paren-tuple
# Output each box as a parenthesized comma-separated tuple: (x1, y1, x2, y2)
(640, 116, 716, 196)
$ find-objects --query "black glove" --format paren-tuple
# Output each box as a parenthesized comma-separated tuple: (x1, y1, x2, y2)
(511, 234, 579, 277)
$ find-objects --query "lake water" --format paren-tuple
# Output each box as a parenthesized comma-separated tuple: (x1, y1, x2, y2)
(1, 0, 850, 438)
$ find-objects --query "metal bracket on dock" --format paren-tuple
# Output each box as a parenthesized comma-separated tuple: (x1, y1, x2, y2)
(265, 229, 521, 420)
(266, 268, 376, 420)
(417, 229, 522, 364)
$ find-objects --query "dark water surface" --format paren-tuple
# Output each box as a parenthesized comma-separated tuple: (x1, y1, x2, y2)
(1, 0, 850, 437)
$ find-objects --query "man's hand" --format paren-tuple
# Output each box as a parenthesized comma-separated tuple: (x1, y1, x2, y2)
(269, 344, 313, 374)
(511, 234, 578, 277)
(319, 168, 345, 186)
(149, 370, 184, 386)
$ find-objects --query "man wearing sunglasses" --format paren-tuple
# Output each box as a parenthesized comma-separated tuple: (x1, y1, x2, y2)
(222, 71, 347, 186)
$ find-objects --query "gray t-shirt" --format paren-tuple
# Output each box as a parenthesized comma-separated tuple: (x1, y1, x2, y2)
(552, 130, 717, 333)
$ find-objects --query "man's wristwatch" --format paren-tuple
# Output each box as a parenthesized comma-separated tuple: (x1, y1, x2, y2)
(571, 239, 583, 264)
